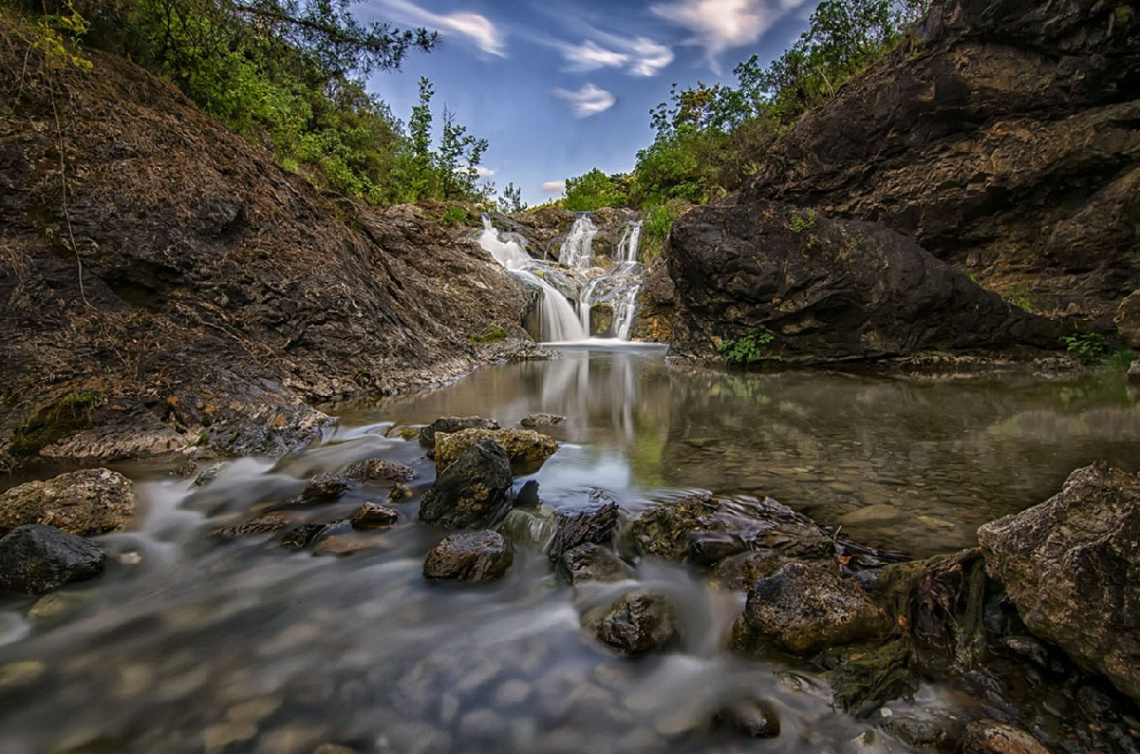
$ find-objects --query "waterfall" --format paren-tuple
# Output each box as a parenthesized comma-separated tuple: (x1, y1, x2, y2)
(560, 215, 597, 269)
(478, 217, 587, 342)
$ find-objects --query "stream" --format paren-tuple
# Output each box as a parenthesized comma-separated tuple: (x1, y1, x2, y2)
(1, 345, 1138, 753)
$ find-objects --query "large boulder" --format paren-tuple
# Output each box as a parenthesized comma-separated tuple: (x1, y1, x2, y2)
(418, 417, 500, 450)
(433, 428, 557, 472)
(666, 201, 1051, 364)
(423, 531, 514, 583)
(0, 525, 106, 594)
(418, 439, 513, 529)
(743, 0, 1140, 323)
(978, 464, 1140, 701)
(0, 468, 135, 537)
(733, 563, 892, 656)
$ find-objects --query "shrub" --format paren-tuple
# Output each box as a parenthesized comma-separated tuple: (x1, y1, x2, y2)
(718, 330, 774, 366)
(468, 325, 508, 344)
(1061, 333, 1108, 363)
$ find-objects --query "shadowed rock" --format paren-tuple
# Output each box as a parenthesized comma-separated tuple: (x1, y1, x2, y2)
(0, 525, 106, 594)
(418, 417, 500, 450)
(547, 495, 619, 562)
(556, 543, 634, 585)
(584, 589, 677, 657)
(0, 468, 135, 538)
(419, 439, 513, 529)
(423, 531, 514, 582)
(434, 428, 557, 473)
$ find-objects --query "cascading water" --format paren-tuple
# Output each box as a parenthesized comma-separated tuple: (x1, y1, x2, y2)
(562, 218, 645, 340)
(478, 217, 587, 342)
(559, 215, 598, 269)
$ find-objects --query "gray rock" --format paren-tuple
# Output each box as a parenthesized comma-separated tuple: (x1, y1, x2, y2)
(351, 503, 399, 529)
(735, 563, 891, 656)
(713, 697, 781, 739)
(556, 543, 634, 585)
(418, 416, 500, 450)
(0, 468, 136, 537)
(548, 495, 619, 562)
(520, 413, 565, 428)
(344, 458, 414, 483)
(423, 531, 514, 582)
(419, 439, 513, 529)
(585, 589, 677, 656)
(0, 524, 106, 594)
(301, 473, 348, 503)
(978, 464, 1140, 701)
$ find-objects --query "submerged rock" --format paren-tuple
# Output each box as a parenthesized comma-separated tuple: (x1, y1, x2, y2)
(585, 589, 677, 657)
(0, 468, 136, 538)
(520, 413, 565, 428)
(300, 473, 349, 503)
(556, 543, 634, 585)
(713, 697, 781, 739)
(350, 503, 399, 529)
(423, 531, 514, 582)
(734, 563, 891, 656)
(978, 464, 1140, 701)
(343, 458, 414, 484)
(214, 511, 301, 539)
(961, 720, 1050, 754)
(0, 525, 106, 594)
(418, 417, 500, 450)
(419, 439, 513, 529)
(433, 428, 558, 472)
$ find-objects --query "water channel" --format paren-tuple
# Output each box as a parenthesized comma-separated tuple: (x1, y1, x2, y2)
(1, 344, 1138, 753)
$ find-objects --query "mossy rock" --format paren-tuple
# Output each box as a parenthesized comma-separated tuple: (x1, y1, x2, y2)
(9, 391, 102, 457)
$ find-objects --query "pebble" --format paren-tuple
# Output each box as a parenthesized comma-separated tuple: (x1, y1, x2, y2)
(0, 661, 44, 690)
(839, 504, 902, 525)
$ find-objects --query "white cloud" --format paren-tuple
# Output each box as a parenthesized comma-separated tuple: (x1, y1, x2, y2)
(453, 166, 495, 178)
(553, 83, 616, 118)
(557, 36, 674, 77)
(651, 0, 800, 71)
(542, 181, 567, 193)
(376, 0, 506, 57)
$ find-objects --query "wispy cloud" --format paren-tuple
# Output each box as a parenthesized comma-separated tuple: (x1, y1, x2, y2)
(553, 83, 617, 118)
(454, 166, 495, 177)
(376, 0, 506, 57)
(542, 180, 567, 193)
(557, 36, 674, 77)
(651, 0, 808, 71)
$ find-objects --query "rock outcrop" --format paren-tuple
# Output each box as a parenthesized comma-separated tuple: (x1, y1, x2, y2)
(0, 23, 532, 466)
(666, 200, 1052, 363)
(744, 0, 1139, 325)
(0, 468, 135, 537)
(978, 464, 1140, 701)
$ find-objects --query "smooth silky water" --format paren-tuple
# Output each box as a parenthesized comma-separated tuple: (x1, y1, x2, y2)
(1, 345, 1138, 753)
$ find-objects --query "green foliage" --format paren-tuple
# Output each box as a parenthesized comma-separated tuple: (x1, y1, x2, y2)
(718, 330, 775, 366)
(644, 203, 679, 240)
(1061, 333, 1109, 363)
(467, 325, 508, 344)
(440, 205, 470, 226)
(499, 182, 527, 213)
(1003, 284, 1035, 312)
(563, 168, 630, 212)
(790, 209, 817, 233)
(1101, 348, 1136, 371)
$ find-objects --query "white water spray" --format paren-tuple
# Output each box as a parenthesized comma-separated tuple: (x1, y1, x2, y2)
(559, 215, 598, 269)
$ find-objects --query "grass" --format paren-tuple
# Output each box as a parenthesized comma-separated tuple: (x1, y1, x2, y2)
(468, 325, 508, 345)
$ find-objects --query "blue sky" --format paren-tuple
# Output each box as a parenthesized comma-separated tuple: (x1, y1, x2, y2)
(359, 0, 820, 205)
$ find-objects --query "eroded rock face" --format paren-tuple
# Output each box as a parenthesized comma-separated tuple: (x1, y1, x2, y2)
(423, 530, 514, 582)
(585, 589, 677, 656)
(0, 525, 106, 594)
(418, 439, 513, 529)
(433, 428, 557, 473)
(547, 498, 620, 562)
(743, 0, 1140, 323)
(0, 468, 136, 537)
(666, 201, 1051, 364)
(734, 563, 892, 656)
(978, 464, 1140, 701)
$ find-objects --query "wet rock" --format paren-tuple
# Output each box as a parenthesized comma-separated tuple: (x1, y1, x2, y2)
(418, 439, 513, 529)
(710, 550, 796, 592)
(584, 589, 677, 656)
(627, 493, 842, 567)
(513, 479, 541, 510)
(384, 425, 421, 441)
(418, 416, 500, 450)
(556, 543, 635, 585)
(0, 525, 106, 594)
(961, 720, 1050, 754)
(520, 413, 565, 428)
(312, 532, 389, 557)
(344, 458, 414, 484)
(433, 428, 558, 472)
(214, 511, 300, 539)
(547, 496, 619, 562)
(423, 530, 514, 582)
(817, 640, 919, 713)
(977, 464, 1140, 700)
(300, 473, 349, 503)
(734, 563, 891, 656)
(191, 462, 229, 489)
(497, 508, 556, 549)
(388, 485, 412, 504)
(713, 697, 781, 739)
(280, 523, 329, 550)
(350, 503, 399, 529)
(0, 468, 136, 537)
(877, 713, 962, 751)
(0, 661, 45, 690)
(1114, 291, 1140, 347)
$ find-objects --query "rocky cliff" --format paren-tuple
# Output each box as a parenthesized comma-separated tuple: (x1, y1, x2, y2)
(745, 0, 1139, 330)
(0, 21, 531, 465)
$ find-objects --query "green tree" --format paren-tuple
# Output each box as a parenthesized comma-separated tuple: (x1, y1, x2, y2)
(500, 183, 527, 213)
(563, 168, 630, 211)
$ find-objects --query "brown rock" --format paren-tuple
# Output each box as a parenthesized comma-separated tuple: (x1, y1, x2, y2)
(344, 458, 414, 484)
(961, 720, 1050, 754)
(0, 468, 135, 538)
(423, 531, 514, 582)
(350, 503, 399, 529)
(434, 428, 557, 472)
